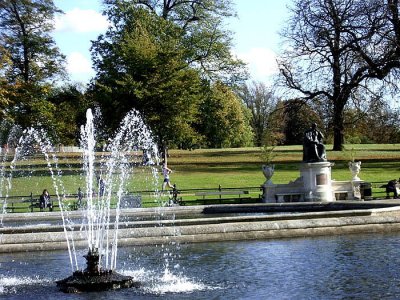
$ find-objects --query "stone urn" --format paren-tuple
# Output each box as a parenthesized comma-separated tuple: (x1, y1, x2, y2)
(349, 161, 361, 181)
(262, 164, 275, 185)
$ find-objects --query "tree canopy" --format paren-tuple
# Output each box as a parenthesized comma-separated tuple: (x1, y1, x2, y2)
(0, 0, 66, 131)
(0, 0, 65, 84)
(90, 7, 204, 147)
(102, 0, 247, 84)
(238, 81, 278, 146)
(4, 0, 400, 149)
(90, 0, 249, 148)
(200, 81, 253, 148)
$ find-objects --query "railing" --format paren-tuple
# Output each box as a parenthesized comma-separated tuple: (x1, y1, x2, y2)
(4, 181, 394, 213)
(131, 185, 263, 206)
(0, 185, 264, 212)
(0, 193, 81, 213)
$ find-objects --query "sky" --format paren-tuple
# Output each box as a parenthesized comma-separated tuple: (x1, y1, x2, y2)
(52, 0, 290, 84)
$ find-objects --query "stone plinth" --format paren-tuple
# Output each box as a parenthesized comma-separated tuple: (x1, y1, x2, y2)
(300, 161, 334, 202)
(261, 180, 304, 203)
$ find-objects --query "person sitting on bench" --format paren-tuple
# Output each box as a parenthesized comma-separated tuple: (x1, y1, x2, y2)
(386, 179, 399, 199)
(39, 189, 53, 211)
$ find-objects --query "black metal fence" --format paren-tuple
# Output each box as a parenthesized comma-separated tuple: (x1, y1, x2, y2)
(0, 185, 264, 213)
(1, 181, 395, 213)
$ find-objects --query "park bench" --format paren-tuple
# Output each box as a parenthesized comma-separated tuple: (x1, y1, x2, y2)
(28, 198, 41, 211)
(3, 194, 79, 213)
(1, 197, 56, 213)
(334, 190, 352, 201)
(193, 190, 251, 205)
(29, 197, 59, 212)
(3, 198, 31, 213)
(275, 193, 304, 202)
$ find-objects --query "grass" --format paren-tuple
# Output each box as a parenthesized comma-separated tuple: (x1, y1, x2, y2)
(168, 144, 400, 189)
(2, 144, 400, 199)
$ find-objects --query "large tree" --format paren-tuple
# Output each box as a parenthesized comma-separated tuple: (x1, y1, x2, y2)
(102, 0, 247, 84)
(0, 0, 65, 84)
(199, 81, 253, 148)
(0, 45, 11, 119)
(91, 7, 204, 147)
(0, 0, 65, 130)
(91, 1, 247, 148)
(47, 84, 92, 145)
(279, 0, 400, 150)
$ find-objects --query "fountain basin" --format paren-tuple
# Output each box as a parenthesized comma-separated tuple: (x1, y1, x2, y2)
(2, 202, 400, 253)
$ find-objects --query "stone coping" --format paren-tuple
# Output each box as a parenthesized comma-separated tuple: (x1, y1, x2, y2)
(1, 201, 400, 253)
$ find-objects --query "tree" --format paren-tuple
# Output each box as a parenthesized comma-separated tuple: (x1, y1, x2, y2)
(91, 1, 248, 148)
(90, 7, 204, 148)
(0, 0, 65, 84)
(8, 83, 59, 135)
(47, 84, 92, 145)
(344, 103, 400, 144)
(282, 99, 324, 145)
(199, 81, 253, 148)
(278, 0, 400, 150)
(0, 45, 12, 120)
(238, 81, 279, 146)
(102, 0, 247, 85)
(0, 0, 66, 131)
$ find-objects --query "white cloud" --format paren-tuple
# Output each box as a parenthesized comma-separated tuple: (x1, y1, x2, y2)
(66, 52, 93, 75)
(55, 8, 109, 33)
(237, 47, 279, 80)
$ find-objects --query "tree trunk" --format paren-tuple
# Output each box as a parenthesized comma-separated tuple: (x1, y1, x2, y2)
(12, 3, 30, 83)
(332, 105, 344, 151)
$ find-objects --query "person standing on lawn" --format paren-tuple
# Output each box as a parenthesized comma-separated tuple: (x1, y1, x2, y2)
(162, 162, 174, 191)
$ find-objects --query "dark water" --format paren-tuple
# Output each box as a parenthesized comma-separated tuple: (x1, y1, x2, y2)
(1, 233, 400, 299)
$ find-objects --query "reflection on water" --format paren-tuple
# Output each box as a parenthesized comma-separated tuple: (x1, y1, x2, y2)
(1, 232, 400, 299)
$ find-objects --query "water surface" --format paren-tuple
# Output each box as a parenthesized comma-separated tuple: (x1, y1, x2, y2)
(1, 232, 400, 299)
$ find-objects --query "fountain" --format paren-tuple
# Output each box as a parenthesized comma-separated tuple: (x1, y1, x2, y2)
(3, 113, 400, 298)
(54, 108, 159, 293)
(0, 108, 161, 293)
(56, 248, 139, 293)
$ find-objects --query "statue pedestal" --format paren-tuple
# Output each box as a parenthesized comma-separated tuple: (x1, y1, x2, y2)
(300, 161, 334, 202)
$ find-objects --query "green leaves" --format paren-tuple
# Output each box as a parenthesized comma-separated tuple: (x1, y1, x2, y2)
(0, 0, 66, 135)
(200, 82, 254, 148)
(90, 1, 249, 148)
(0, 0, 65, 84)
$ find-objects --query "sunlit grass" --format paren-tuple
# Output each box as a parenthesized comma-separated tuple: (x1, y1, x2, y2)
(1, 144, 400, 198)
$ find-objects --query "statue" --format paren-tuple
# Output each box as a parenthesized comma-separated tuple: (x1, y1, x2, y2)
(349, 161, 361, 181)
(303, 123, 327, 162)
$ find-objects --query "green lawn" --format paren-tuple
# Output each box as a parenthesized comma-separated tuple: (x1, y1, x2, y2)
(2, 144, 400, 198)
(168, 144, 400, 189)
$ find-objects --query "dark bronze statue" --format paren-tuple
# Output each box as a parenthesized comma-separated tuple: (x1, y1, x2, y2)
(303, 123, 327, 162)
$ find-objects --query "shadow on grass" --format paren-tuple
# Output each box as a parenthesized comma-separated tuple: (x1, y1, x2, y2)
(174, 163, 302, 173)
(182, 150, 261, 157)
(4, 169, 82, 178)
(358, 161, 400, 170)
(174, 160, 400, 174)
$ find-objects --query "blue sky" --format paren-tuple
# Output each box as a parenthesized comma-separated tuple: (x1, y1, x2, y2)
(52, 0, 290, 84)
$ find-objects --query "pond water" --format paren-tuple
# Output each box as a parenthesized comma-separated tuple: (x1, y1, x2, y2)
(1, 232, 400, 299)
